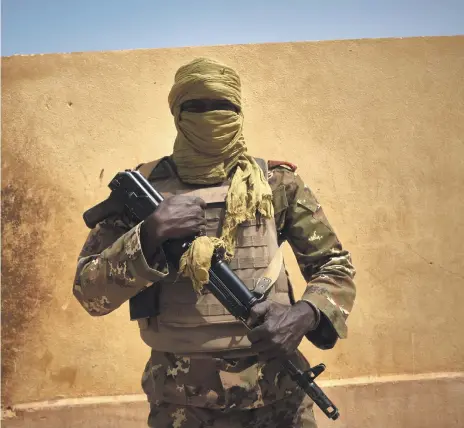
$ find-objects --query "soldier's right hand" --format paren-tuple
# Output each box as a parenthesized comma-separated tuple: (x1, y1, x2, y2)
(140, 195, 207, 258)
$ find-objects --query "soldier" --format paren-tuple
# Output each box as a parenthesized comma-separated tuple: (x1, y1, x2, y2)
(73, 58, 356, 428)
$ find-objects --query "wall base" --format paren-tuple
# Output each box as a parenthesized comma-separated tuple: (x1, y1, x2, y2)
(2, 373, 463, 428)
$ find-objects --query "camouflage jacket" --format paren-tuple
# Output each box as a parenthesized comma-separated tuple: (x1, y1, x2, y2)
(73, 161, 356, 350)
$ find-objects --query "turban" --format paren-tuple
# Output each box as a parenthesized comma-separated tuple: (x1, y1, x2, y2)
(168, 58, 274, 292)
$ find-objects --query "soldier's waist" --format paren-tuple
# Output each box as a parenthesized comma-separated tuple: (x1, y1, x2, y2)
(139, 319, 258, 356)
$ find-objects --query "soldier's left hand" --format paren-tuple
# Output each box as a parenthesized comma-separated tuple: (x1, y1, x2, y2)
(246, 301, 318, 360)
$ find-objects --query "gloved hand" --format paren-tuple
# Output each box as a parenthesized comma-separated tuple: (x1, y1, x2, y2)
(247, 300, 319, 361)
(140, 195, 207, 259)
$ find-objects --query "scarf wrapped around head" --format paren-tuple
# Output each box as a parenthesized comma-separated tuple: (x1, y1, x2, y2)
(167, 58, 274, 292)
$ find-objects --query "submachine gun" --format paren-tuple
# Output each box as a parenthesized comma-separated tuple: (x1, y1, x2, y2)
(83, 170, 340, 420)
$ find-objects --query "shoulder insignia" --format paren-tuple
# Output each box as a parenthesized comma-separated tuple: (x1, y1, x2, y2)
(268, 160, 298, 172)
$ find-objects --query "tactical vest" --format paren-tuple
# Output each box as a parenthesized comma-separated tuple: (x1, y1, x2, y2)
(133, 156, 292, 357)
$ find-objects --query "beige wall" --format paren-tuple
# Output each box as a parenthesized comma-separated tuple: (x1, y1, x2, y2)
(2, 36, 464, 408)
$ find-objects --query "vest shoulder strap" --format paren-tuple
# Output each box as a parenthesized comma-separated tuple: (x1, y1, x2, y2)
(136, 159, 161, 179)
(253, 157, 268, 180)
(135, 155, 177, 180)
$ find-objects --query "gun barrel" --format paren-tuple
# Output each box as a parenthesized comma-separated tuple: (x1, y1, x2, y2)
(207, 268, 250, 321)
(282, 360, 339, 420)
(211, 260, 259, 312)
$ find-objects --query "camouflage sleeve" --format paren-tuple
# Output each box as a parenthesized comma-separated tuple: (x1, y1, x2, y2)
(269, 166, 356, 349)
(73, 215, 169, 316)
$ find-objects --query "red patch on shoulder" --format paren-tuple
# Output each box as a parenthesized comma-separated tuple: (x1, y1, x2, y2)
(268, 160, 298, 172)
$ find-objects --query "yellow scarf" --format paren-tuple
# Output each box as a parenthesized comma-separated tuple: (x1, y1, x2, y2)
(168, 58, 274, 292)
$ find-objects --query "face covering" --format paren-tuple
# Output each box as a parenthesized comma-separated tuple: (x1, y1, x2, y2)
(167, 57, 274, 292)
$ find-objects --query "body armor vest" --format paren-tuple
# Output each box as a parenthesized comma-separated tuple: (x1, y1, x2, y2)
(135, 157, 292, 357)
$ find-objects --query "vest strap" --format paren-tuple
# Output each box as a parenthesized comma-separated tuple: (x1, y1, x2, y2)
(254, 246, 284, 297)
(136, 159, 162, 178)
(253, 157, 267, 174)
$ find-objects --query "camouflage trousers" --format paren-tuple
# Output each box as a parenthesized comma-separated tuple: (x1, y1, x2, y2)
(147, 394, 316, 427)
(142, 350, 318, 428)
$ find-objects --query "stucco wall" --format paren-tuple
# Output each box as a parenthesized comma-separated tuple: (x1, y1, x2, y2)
(2, 36, 464, 409)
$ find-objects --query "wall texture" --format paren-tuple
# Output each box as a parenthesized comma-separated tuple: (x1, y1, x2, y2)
(2, 36, 464, 423)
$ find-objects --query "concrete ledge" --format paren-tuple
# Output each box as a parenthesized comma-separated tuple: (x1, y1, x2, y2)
(2, 373, 463, 427)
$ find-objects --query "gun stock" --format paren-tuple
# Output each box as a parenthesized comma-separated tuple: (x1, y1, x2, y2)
(83, 195, 121, 229)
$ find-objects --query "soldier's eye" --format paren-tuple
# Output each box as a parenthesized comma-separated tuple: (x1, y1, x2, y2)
(212, 101, 238, 112)
(182, 100, 206, 112)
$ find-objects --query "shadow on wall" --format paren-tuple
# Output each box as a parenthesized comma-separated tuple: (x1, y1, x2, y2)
(1, 148, 77, 405)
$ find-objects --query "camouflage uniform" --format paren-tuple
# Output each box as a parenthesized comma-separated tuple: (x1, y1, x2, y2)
(73, 162, 356, 427)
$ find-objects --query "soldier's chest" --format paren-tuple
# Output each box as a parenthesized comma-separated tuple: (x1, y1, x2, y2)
(150, 177, 230, 237)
